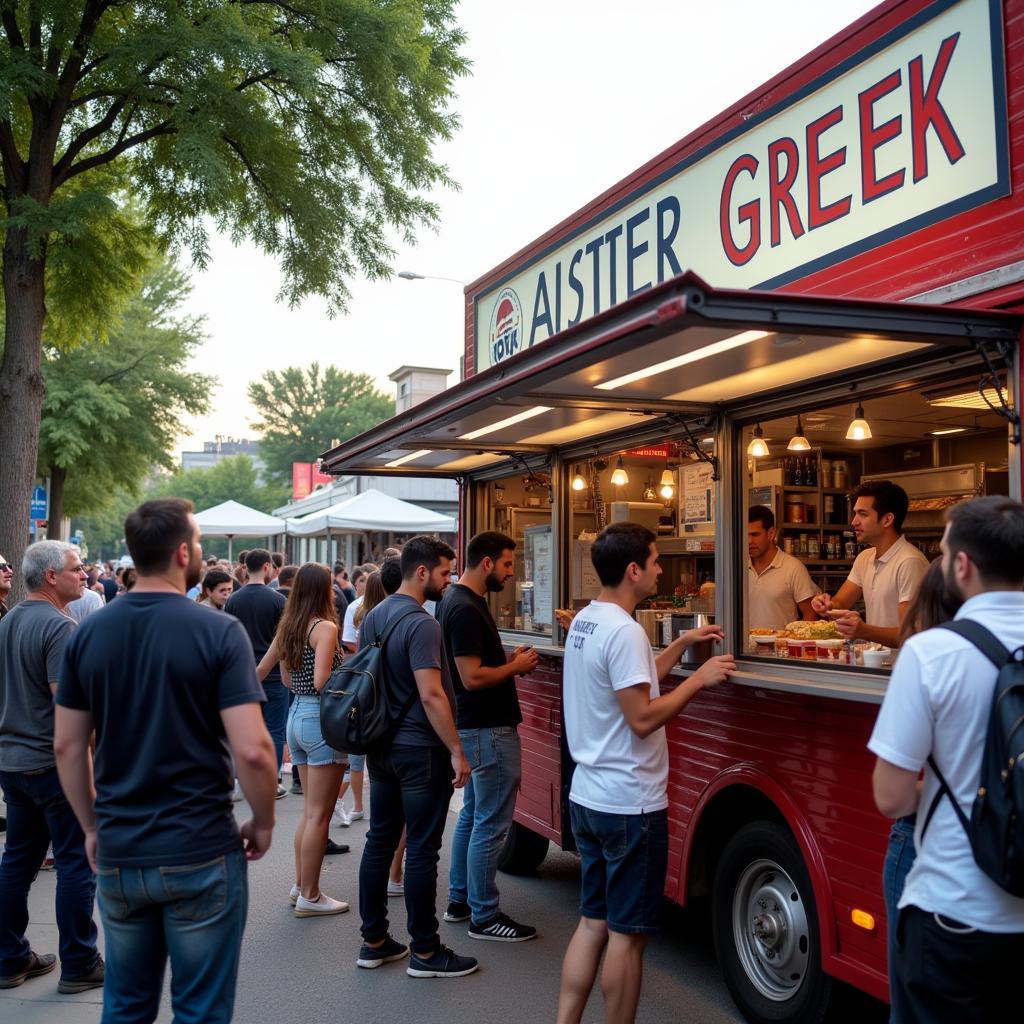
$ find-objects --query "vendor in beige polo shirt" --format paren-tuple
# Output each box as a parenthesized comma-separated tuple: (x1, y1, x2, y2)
(747, 506, 820, 631)
(811, 480, 929, 647)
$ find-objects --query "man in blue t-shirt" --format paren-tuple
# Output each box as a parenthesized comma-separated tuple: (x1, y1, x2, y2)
(54, 498, 278, 1024)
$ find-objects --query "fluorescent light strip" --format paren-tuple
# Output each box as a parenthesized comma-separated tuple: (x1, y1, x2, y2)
(930, 427, 967, 436)
(595, 330, 771, 391)
(384, 449, 433, 468)
(459, 406, 552, 440)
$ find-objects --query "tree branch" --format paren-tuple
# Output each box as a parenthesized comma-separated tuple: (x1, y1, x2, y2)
(222, 134, 289, 214)
(55, 120, 174, 187)
(1, 5, 25, 50)
(0, 120, 23, 181)
(235, 69, 278, 92)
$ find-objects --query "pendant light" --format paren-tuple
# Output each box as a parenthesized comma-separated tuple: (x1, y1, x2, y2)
(571, 464, 587, 491)
(845, 401, 873, 440)
(747, 423, 769, 458)
(610, 455, 628, 486)
(787, 415, 811, 452)
(658, 465, 675, 499)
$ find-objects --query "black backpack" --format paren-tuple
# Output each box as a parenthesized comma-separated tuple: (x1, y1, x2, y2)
(320, 605, 420, 755)
(919, 619, 1024, 896)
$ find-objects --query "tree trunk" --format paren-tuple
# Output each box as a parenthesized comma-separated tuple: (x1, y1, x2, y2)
(48, 464, 66, 540)
(0, 227, 48, 606)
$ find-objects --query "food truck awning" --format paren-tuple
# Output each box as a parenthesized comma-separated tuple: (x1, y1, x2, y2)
(321, 273, 1021, 477)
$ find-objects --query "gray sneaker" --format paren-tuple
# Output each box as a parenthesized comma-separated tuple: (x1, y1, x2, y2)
(356, 935, 409, 969)
(406, 945, 478, 978)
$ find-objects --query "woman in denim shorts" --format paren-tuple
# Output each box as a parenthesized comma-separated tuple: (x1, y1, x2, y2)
(258, 563, 348, 917)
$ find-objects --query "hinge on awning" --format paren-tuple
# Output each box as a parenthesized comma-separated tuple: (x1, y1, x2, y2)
(971, 337, 1021, 446)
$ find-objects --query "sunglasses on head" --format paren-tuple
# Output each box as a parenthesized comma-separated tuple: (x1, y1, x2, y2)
(0, 563, 11, 573)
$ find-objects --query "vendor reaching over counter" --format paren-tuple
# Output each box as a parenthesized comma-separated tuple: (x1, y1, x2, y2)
(747, 505, 820, 632)
(811, 481, 929, 648)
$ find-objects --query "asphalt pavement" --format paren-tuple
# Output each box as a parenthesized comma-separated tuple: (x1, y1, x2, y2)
(2, 782, 888, 1024)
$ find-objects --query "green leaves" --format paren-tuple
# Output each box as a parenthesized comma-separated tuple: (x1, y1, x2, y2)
(247, 362, 393, 483)
(38, 255, 214, 517)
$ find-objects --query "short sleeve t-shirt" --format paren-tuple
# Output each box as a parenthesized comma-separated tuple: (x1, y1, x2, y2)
(56, 591, 266, 869)
(0, 601, 74, 771)
(437, 583, 522, 730)
(360, 594, 451, 748)
(847, 535, 929, 627)
(342, 596, 362, 646)
(746, 549, 820, 632)
(224, 583, 287, 684)
(868, 591, 1024, 931)
(563, 600, 668, 815)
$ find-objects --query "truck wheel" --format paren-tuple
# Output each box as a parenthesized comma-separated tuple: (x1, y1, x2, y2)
(497, 821, 550, 875)
(712, 821, 832, 1024)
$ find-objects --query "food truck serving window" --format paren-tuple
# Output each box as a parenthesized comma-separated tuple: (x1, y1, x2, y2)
(483, 470, 553, 637)
(738, 369, 1013, 670)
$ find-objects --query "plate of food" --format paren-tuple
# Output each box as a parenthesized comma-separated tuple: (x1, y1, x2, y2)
(749, 629, 778, 646)
(783, 619, 844, 641)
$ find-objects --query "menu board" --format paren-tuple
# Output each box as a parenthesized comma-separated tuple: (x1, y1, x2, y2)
(572, 538, 601, 600)
(524, 524, 553, 629)
(683, 463, 714, 527)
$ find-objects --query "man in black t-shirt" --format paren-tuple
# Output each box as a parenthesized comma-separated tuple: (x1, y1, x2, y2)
(54, 498, 277, 1023)
(225, 549, 289, 797)
(438, 531, 539, 943)
(356, 536, 477, 979)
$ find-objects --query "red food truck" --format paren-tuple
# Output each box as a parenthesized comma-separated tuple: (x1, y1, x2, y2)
(323, 1, 1024, 1021)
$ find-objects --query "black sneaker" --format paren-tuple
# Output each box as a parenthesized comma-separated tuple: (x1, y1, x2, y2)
(469, 912, 537, 942)
(443, 900, 470, 923)
(290, 780, 303, 795)
(356, 935, 409, 969)
(58, 957, 105, 994)
(324, 839, 350, 855)
(275, 784, 288, 800)
(406, 945, 478, 978)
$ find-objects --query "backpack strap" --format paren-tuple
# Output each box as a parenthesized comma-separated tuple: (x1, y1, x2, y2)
(919, 620, 1010, 846)
(375, 605, 428, 737)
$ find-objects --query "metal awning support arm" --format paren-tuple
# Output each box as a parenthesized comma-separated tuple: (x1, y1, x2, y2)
(973, 336, 1021, 445)
(670, 412, 721, 481)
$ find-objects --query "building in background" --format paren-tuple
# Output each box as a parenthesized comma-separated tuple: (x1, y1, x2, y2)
(181, 437, 266, 480)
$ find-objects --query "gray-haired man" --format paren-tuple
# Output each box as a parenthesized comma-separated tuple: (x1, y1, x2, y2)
(0, 541, 103, 993)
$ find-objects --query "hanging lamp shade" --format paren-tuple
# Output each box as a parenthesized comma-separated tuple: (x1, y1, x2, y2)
(787, 415, 811, 452)
(571, 464, 587, 491)
(747, 424, 769, 458)
(610, 456, 628, 486)
(845, 403, 873, 441)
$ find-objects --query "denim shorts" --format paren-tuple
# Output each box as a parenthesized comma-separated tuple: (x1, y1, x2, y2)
(346, 754, 366, 774)
(286, 696, 346, 767)
(569, 801, 668, 935)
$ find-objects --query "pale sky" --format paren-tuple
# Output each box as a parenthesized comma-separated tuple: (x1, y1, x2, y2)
(177, 0, 878, 455)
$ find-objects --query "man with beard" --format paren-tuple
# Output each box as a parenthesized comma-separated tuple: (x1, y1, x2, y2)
(355, 535, 476, 978)
(869, 496, 1024, 1022)
(53, 498, 278, 1022)
(439, 531, 538, 942)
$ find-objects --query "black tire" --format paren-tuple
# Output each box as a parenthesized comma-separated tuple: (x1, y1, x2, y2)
(711, 821, 832, 1024)
(497, 821, 550, 875)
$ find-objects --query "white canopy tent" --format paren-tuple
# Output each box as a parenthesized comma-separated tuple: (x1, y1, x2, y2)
(194, 500, 287, 559)
(286, 488, 455, 537)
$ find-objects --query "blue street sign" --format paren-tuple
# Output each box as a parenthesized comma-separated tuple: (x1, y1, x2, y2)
(30, 485, 47, 520)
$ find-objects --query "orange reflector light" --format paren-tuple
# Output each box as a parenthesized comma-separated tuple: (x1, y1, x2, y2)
(851, 909, 876, 931)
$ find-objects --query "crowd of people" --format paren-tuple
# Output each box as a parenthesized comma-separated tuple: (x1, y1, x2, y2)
(1, 489, 1023, 1023)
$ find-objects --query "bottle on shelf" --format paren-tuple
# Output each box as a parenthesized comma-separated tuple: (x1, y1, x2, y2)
(794, 458, 803, 486)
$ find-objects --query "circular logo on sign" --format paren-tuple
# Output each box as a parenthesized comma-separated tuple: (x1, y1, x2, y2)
(489, 287, 524, 365)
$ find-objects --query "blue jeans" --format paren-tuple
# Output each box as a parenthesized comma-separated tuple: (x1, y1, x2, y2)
(884, 814, 917, 1022)
(359, 744, 453, 955)
(97, 847, 248, 1024)
(0, 767, 99, 977)
(447, 726, 522, 924)
(262, 682, 289, 773)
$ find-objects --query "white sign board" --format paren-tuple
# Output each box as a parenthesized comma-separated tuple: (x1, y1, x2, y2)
(474, 0, 1009, 371)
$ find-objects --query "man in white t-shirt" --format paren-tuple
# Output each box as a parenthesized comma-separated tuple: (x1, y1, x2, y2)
(869, 496, 1024, 1022)
(557, 522, 734, 1024)
(746, 505, 819, 631)
(812, 480, 928, 647)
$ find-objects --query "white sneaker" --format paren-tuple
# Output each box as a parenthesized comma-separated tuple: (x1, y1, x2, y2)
(289, 884, 300, 906)
(332, 801, 351, 827)
(294, 893, 350, 917)
(348, 809, 365, 821)
(387, 880, 404, 897)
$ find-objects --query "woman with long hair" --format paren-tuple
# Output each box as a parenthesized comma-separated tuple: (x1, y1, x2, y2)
(884, 557, 962, 1020)
(258, 563, 349, 917)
